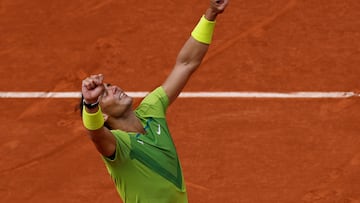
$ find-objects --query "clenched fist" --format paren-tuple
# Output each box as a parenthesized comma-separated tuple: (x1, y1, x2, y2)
(82, 74, 105, 104)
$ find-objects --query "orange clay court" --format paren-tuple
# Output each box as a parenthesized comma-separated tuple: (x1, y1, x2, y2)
(1, 0, 360, 202)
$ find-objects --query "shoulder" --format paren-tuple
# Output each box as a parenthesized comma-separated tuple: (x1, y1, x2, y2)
(102, 130, 132, 164)
(136, 86, 169, 118)
(109, 130, 132, 150)
(142, 86, 169, 105)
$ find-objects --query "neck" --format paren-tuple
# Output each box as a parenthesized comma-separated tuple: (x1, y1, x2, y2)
(107, 111, 145, 134)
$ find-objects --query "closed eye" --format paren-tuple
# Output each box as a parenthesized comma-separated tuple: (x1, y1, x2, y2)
(102, 83, 112, 97)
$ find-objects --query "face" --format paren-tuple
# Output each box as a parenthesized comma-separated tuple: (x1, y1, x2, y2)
(99, 84, 133, 118)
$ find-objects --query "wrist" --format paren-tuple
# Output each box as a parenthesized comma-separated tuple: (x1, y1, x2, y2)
(82, 106, 104, 130)
(191, 15, 216, 44)
(204, 8, 219, 21)
(83, 98, 100, 110)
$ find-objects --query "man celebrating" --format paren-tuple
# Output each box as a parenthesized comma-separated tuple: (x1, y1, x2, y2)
(80, 0, 229, 202)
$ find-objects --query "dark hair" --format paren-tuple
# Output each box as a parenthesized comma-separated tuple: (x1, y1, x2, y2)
(79, 94, 112, 130)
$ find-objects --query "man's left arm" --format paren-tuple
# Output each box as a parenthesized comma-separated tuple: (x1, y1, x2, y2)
(162, 0, 229, 105)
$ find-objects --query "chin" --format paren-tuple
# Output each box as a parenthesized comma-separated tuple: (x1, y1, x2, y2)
(124, 96, 133, 105)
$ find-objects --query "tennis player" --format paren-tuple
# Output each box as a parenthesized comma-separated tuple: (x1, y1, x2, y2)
(80, 0, 229, 202)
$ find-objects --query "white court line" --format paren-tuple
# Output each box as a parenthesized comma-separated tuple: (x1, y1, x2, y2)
(0, 91, 358, 98)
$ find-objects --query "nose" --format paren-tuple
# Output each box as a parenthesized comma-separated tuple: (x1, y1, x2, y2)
(111, 87, 116, 94)
(107, 86, 116, 94)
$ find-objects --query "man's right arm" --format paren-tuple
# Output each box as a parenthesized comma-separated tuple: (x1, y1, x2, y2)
(82, 74, 116, 157)
(86, 122, 116, 157)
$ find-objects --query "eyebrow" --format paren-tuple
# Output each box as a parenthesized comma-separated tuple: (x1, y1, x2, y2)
(101, 83, 112, 97)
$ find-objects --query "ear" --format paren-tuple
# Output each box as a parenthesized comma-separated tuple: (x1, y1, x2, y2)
(102, 113, 109, 122)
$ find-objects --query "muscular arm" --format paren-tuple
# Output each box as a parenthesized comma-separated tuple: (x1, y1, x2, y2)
(162, 37, 209, 104)
(85, 107, 116, 157)
(82, 74, 116, 158)
(162, 2, 228, 104)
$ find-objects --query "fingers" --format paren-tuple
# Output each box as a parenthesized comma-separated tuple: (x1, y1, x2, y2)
(211, 0, 229, 12)
(215, 0, 229, 5)
(82, 74, 104, 90)
(82, 74, 106, 102)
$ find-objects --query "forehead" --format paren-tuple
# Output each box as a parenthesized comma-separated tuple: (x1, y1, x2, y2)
(100, 83, 111, 95)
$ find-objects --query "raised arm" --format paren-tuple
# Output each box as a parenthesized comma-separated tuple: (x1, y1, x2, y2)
(162, 0, 229, 104)
(81, 74, 116, 157)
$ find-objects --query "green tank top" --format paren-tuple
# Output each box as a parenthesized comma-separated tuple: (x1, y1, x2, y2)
(102, 87, 188, 203)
